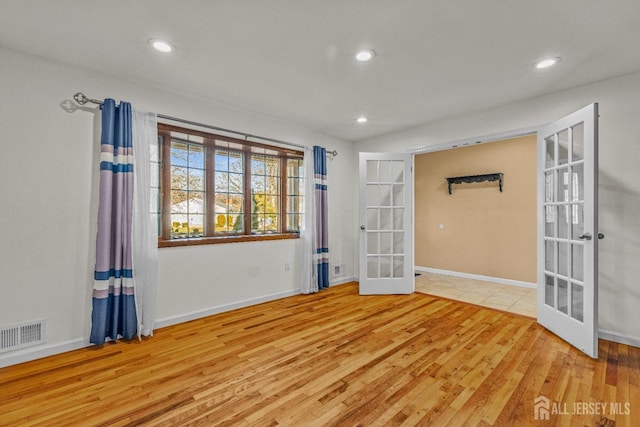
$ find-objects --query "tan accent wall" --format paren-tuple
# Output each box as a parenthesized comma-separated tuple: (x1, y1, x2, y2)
(415, 135, 537, 282)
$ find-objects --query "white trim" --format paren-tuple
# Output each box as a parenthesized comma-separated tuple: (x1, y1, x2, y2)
(155, 289, 300, 329)
(415, 266, 537, 289)
(0, 337, 87, 368)
(330, 276, 356, 286)
(599, 330, 640, 349)
(409, 125, 542, 154)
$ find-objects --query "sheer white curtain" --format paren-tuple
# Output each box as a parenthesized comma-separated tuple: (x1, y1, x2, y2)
(132, 110, 159, 337)
(299, 147, 318, 294)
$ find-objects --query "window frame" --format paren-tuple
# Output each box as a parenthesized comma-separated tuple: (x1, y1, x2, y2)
(157, 123, 303, 248)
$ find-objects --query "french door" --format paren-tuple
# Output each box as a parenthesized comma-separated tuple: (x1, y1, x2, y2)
(537, 103, 600, 358)
(358, 153, 414, 294)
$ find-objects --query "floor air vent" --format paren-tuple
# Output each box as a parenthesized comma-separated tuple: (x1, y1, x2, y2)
(0, 320, 46, 353)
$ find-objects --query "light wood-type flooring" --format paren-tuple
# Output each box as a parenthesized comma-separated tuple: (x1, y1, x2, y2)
(1, 282, 639, 426)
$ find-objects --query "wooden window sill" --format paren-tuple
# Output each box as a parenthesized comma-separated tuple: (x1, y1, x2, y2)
(158, 233, 299, 248)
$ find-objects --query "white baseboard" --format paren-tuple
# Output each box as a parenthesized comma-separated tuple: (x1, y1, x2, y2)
(599, 329, 640, 348)
(0, 338, 88, 368)
(155, 288, 300, 329)
(415, 266, 537, 289)
(330, 276, 356, 286)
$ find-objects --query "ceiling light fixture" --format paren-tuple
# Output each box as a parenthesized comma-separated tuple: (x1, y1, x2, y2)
(356, 116, 368, 124)
(150, 39, 175, 53)
(355, 49, 376, 62)
(536, 57, 559, 69)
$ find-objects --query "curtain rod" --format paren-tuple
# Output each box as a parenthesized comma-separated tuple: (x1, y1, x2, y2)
(72, 92, 338, 158)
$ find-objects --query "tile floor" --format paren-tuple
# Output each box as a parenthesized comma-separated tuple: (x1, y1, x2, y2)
(415, 272, 537, 318)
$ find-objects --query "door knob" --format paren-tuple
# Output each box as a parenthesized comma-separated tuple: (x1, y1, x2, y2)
(598, 233, 605, 239)
(578, 233, 592, 240)
(360, 225, 365, 230)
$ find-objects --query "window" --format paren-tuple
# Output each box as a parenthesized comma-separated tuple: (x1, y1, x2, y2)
(158, 124, 303, 247)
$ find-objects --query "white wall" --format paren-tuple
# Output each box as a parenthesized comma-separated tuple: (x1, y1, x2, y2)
(0, 47, 357, 366)
(355, 71, 640, 346)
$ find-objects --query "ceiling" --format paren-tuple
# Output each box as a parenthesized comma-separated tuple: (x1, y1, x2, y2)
(1, 1, 639, 142)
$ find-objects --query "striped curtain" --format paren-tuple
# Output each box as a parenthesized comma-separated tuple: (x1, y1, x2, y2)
(313, 146, 330, 290)
(90, 99, 137, 344)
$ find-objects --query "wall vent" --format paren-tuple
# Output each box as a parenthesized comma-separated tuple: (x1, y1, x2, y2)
(0, 319, 46, 354)
(333, 264, 345, 277)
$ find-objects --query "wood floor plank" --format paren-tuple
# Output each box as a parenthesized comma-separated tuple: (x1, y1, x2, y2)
(1, 282, 638, 426)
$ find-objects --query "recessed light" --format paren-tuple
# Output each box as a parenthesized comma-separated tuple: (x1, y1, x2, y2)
(356, 116, 368, 124)
(536, 57, 559, 69)
(355, 49, 376, 62)
(150, 39, 175, 53)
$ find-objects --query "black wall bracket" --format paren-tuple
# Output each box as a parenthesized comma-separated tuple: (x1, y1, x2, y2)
(446, 173, 503, 195)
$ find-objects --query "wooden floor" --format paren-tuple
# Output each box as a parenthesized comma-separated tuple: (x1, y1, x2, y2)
(1, 283, 639, 426)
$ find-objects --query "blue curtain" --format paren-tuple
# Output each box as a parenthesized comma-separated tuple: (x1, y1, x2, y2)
(90, 99, 137, 344)
(313, 146, 330, 290)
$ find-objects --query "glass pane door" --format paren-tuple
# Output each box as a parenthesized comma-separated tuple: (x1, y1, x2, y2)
(359, 153, 413, 294)
(537, 104, 598, 358)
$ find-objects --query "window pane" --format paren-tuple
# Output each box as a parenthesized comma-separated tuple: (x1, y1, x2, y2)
(571, 283, 584, 322)
(391, 161, 403, 183)
(557, 168, 569, 202)
(558, 129, 569, 165)
(571, 123, 584, 162)
(558, 205, 569, 239)
(367, 160, 377, 182)
(171, 190, 187, 212)
(188, 145, 204, 169)
(265, 196, 279, 214)
(171, 166, 188, 190)
(545, 275, 555, 307)
(189, 192, 204, 213)
(367, 209, 378, 231)
(231, 214, 243, 233)
(367, 256, 378, 278)
(379, 208, 392, 230)
(379, 185, 391, 206)
(393, 256, 404, 277)
(288, 178, 301, 195)
(265, 214, 278, 232)
(252, 157, 266, 174)
(171, 142, 188, 167)
(367, 232, 378, 254)
(393, 232, 403, 254)
(215, 152, 228, 171)
(545, 240, 554, 272)
(393, 208, 403, 230)
(251, 175, 266, 193)
(215, 172, 229, 192)
(545, 136, 555, 169)
(188, 169, 204, 192)
(287, 214, 301, 232)
(558, 279, 568, 314)
(558, 242, 569, 277)
(229, 173, 243, 194)
(229, 152, 243, 172)
(250, 154, 281, 235)
(160, 124, 300, 241)
(379, 161, 391, 182)
(380, 256, 392, 278)
(228, 194, 243, 213)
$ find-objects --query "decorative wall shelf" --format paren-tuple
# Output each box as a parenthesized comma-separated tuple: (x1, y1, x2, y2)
(446, 173, 503, 194)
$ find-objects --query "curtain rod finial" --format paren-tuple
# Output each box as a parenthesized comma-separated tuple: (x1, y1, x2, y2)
(74, 92, 88, 105)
